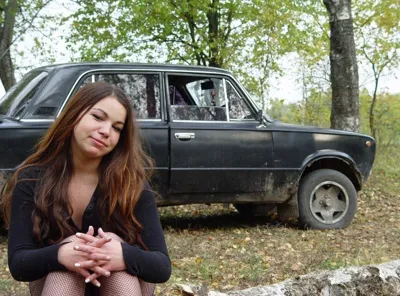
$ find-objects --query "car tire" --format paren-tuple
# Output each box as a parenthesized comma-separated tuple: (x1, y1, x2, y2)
(234, 203, 276, 217)
(298, 169, 357, 229)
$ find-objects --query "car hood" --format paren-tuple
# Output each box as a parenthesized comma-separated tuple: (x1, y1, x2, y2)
(0, 115, 20, 126)
(269, 120, 374, 140)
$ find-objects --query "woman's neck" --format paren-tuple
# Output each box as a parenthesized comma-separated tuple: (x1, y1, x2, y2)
(71, 153, 102, 176)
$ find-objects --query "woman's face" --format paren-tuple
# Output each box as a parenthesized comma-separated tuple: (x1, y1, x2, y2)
(71, 96, 127, 160)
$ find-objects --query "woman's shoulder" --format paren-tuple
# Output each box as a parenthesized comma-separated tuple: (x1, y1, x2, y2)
(11, 166, 45, 200)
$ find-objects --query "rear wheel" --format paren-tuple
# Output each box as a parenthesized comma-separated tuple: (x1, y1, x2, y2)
(298, 169, 357, 229)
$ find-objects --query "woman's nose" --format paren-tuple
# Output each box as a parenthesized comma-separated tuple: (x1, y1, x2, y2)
(98, 123, 111, 137)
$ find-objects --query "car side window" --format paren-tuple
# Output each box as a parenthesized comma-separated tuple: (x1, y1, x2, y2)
(80, 73, 161, 120)
(226, 81, 254, 120)
(168, 75, 227, 122)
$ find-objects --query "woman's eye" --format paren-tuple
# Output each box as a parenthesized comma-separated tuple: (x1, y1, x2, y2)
(92, 114, 102, 121)
(113, 126, 122, 132)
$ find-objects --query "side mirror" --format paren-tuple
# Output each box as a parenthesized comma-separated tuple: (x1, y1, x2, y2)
(256, 109, 267, 128)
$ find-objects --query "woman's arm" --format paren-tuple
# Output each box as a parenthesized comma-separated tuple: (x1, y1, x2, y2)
(7, 169, 67, 282)
(121, 188, 171, 283)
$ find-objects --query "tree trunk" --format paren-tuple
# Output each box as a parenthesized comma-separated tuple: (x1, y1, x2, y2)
(324, 0, 359, 132)
(369, 76, 378, 139)
(207, 0, 222, 68)
(0, 0, 17, 91)
(146, 75, 156, 118)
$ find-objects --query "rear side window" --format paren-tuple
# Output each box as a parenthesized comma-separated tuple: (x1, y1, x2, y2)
(79, 73, 161, 120)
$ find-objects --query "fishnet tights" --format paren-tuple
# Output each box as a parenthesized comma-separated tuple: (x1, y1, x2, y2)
(29, 234, 155, 296)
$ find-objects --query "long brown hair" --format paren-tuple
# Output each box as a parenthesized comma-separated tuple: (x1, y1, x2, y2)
(1, 82, 154, 245)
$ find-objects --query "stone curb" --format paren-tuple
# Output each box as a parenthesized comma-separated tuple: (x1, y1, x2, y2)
(205, 260, 400, 296)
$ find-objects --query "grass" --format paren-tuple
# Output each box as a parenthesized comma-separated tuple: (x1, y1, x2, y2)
(1, 147, 399, 296)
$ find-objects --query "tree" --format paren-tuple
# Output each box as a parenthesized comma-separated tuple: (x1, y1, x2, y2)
(353, 0, 400, 139)
(295, 0, 400, 135)
(360, 90, 400, 145)
(67, 0, 302, 67)
(67, 0, 310, 104)
(0, 0, 18, 90)
(0, 0, 53, 91)
(324, 0, 359, 132)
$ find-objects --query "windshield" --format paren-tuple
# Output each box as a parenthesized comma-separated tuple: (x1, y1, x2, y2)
(0, 71, 48, 118)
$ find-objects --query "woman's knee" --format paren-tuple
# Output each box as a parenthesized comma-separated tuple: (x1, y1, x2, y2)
(40, 271, 85, 296)
(99, 272, 142, 295)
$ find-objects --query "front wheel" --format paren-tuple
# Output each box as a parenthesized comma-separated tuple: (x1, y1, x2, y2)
(298, 169, 357, 229)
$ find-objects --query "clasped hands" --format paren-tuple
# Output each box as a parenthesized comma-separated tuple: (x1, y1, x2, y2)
(58, 226, 126, 287)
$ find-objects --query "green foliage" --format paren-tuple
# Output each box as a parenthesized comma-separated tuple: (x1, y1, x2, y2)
(67, 0, 306, 65)
(268, 87, 399, 151)
(66, 0, 322, 108)
(267, 98, 295, 123)
(360, 90, 400, 145)
(267, 88, 331, 128)
(354, 0, 400, 83)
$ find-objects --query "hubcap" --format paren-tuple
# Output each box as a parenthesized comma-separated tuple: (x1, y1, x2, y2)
(309, 181, 349, 224)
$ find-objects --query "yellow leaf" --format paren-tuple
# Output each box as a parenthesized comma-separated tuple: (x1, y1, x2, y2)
(195, 257, 203, 264)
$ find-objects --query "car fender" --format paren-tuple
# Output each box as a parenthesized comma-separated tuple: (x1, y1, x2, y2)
(296, 149, 362, 190)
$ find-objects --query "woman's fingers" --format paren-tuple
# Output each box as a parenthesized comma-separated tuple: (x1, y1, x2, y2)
(76, 232, 111, 248)
(90, 265, 111, 277)
(74, 259, 108, 269)
(74, 244, 98, 254)
(74, 242, 111, 255)
(84, 272, 102, 287)
(74, 258, 110, 269)
(75, 232, 97, 243)
(86, 225, 94, 236)
(76, 267, 102, 287)
(76, 267, 91, 279)
(98, 228, 124, 243)
(91, 236, 112, 248)
(89, 252, 111, 261)
(97, 227, 108, 238)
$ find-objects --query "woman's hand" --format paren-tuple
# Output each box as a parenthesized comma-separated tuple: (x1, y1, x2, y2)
(73, 228, 126, 283)
(57, 226, 111, 287)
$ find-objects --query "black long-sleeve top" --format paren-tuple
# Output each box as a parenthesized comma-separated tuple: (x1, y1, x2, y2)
(7, 167, 171, 284)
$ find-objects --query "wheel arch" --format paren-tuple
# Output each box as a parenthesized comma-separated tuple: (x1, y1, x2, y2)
(297, 150, 362, 192)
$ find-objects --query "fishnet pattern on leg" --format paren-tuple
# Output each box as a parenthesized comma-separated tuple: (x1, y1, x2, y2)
(29, 235, 85, 296)
(100, 272, 157, 296)
(41, 271, 85, 296)
(139, 279, 156, 296)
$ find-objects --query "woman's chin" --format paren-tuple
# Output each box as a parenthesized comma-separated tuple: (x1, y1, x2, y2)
(83, 148, 106, 159)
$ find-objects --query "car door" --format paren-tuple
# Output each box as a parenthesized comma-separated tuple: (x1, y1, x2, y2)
(76, 71, 169, 196)
(166, 72, 275, 202)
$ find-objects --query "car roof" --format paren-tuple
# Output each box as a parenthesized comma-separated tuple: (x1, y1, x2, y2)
(33, 62, 232, 75)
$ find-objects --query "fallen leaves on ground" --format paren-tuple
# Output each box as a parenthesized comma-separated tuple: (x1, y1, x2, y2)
(1, 173, 399, 296)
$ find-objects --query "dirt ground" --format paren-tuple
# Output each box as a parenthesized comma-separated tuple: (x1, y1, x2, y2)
(0, 173, 399, 296)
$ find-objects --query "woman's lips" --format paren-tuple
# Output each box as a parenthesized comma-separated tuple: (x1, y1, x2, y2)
(91, 137, 107, 147)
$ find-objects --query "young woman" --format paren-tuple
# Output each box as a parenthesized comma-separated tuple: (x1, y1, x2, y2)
(1, 82, 171, 295)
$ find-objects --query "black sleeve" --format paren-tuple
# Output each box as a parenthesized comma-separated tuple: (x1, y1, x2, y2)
(121, 187, 171, 283)
(7, 169, 67, 282)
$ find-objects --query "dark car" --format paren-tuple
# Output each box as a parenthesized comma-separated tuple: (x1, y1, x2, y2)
(0, 63, 376, 229)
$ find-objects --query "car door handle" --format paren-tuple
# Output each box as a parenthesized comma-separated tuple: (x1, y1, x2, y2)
(175, 133, 195, 140)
